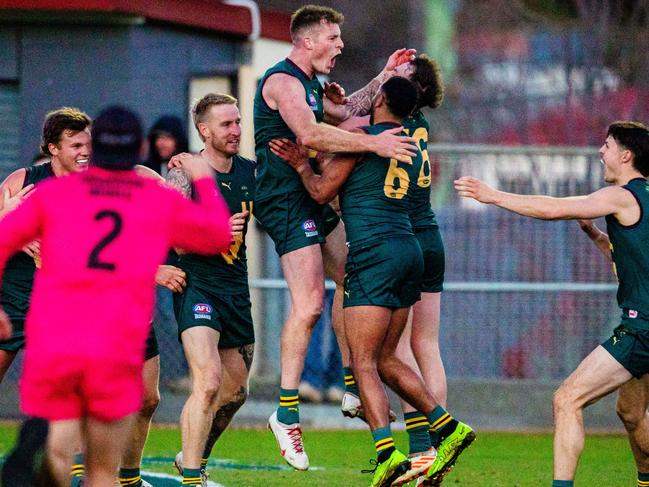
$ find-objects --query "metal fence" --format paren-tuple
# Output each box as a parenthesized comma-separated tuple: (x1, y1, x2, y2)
(1, 144, 620, 403)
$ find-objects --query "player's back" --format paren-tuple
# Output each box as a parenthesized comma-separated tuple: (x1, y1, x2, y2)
(339, 122, 421, 248)
(27, 167, 202, 360)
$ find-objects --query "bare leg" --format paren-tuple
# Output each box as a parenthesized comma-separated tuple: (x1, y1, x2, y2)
(279, 245, 325, 390)
(0, 349, 17, 384)
(47, 419, 83, 487)
(378, 308, 437, 414)
(617, 375, 649, 472)
(553, 346, 632, 480)
(203, 345, 253, 458)
(120, 355, 160, 469)
(344, 305, 393, 430)
(180, 327, 221, 470)
(323, 221, 351, 367)
(397, 292, 446, 414)
(85, 415, 136, 487)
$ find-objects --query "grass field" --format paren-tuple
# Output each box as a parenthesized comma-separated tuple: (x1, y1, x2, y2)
(0, 423, 638, 486)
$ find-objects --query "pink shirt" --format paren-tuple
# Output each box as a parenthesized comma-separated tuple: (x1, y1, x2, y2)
(0, 166, 231, 364)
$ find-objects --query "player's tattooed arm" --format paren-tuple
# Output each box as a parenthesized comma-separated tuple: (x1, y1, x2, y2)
(345, 76, 384, 118)
(166, 167, 192, 198)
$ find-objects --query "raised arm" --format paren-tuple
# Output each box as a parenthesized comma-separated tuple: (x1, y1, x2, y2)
(454, 176, 637, 223)
(264, 73, 415, 163)
(577, 219, 612, 261)
(269, 138, 358, 204)
(324, 48, 417, 123)
(167, 156, 231, 255)
(0, 169, 34, 218)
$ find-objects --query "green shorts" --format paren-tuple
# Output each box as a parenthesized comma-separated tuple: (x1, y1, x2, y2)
(144, 326, 159, 361)
(174, 284, 255, 349)
(0, 296, 28, 352)
(255, 191, 328, 256)
(0, 330, 25, 353)
(414, 226, 445, 293)
(322, 203, 341, 237)
(344, 235, 423, 309)
(602, 320, 649, 378)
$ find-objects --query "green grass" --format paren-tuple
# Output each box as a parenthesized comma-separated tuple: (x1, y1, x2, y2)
(0, 423, 637, 486)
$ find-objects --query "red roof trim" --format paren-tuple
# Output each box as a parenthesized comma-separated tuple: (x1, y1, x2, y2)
(0, 0, 291, 42)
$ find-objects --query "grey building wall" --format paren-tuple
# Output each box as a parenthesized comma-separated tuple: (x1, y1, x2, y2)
(0, 21, 248, 178)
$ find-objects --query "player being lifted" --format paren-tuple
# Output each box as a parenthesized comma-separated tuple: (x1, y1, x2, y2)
(0, 106, 231, 487)
(455, 121, 649, 487)
(166, 93, 255, 487)
(254, 4, 418, 469)
(271, 76, 475, 487)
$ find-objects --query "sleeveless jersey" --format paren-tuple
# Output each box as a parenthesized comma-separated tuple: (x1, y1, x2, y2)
(606, 178, 649, 318)
(1, 163, 55, 317)
(339, 122, 421, 248)
(254, 58, 324, 199)
(177, 155, 255, 294)
(403, 110, 438, 229)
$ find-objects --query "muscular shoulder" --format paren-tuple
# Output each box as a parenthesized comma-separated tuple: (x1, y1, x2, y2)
(134, 164, 164, 181)
(0, 168, 27, 194)
(263, 73, 306, 109)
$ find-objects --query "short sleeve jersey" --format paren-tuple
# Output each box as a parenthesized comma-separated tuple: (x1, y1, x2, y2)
(254, 58, 324, 200)
(402, 110, 438, 229)
(177, 155, 255, 294)
(339, 122, 420, 248)
(606, 177, 649, 319)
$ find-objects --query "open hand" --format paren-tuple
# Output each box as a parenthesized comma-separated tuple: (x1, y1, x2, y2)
(155, 265, 187, 293)
(269, 138, 310, 170)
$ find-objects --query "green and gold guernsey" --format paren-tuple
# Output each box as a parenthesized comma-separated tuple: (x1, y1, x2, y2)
(402, 109, 438, 229)
(606, 177, 649, 323)
(254, 58, 324, 200)
(339, 122, 422, 248)
(1, 162, 55, 322)
(177, 155, 255, 295)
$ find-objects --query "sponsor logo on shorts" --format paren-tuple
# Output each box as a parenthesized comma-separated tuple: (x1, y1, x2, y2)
(302, 219, 319, 238)
(629, 309, 638, 318)
(193, 303, 212, 320)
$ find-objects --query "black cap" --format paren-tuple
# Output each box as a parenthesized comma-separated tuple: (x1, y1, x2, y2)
(91, 106, 142, 170)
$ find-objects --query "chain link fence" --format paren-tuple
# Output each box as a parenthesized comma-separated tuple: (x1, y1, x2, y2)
(0, 144, 619, 414)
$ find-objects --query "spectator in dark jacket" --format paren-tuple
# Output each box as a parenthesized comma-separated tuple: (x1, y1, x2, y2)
(143, 115, 189, 176)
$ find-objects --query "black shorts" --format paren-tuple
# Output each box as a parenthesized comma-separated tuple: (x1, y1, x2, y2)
(602, 320, 649, 378)
(144, 326, 159, 361)
(174, 285, 255, 349)
(255, 191, 327, 256)
(344, 235, 423, 309)
(415, 226, 445, 293)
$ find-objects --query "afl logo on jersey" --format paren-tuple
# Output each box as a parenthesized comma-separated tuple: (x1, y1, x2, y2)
(302, 219, 318, 238)
(308, 93, 318, 110)
(193, 303, 212, 320)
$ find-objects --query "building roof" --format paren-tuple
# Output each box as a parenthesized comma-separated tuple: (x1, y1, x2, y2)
(0, 0, 291, 42)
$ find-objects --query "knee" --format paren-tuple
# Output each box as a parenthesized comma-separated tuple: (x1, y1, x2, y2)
(293, 301, 323, 328)
(140, 390, 160, 419)
(193, 369, 221, 405)
(617, 398, 644, 430)
(222, 386, 248, 413)
(553, 386, 577, 418)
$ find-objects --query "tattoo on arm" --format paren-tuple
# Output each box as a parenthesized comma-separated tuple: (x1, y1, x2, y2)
(238, 344, 254, 372)
(345, 76, 383, 117)
(166, 168, 192, 198)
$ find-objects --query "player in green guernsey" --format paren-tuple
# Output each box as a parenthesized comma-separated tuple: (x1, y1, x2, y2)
(455, 121, 649, 487)
(165, 93, 255, 487)
(272, 76, 475, 487)
(254, 4, 419, 471)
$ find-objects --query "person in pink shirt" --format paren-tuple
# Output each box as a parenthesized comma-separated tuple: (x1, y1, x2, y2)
(0, 106, 231, 487)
